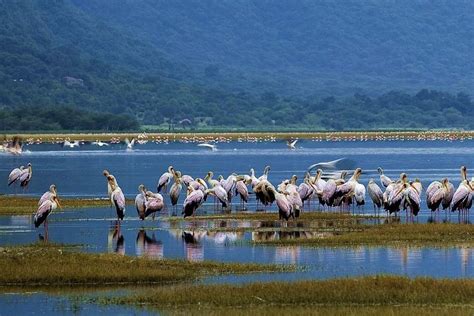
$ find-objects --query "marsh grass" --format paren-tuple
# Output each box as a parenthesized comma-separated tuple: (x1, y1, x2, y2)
(256, 223, 474, 247)
(0, 196, 134, 215)
(97, 276, 474, 309)
(0, 243, 290, 286)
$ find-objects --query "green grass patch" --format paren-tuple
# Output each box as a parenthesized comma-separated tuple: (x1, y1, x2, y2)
(0, 195, 134, 215)
(255, 223, 474, 247)
(0, 243, 291, 286)
(96, 276, 474, 310)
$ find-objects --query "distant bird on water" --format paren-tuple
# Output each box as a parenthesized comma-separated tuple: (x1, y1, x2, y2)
(287, 139, 298, 150)
(197, 143, 217, 151)
(92, 140, 109, 147)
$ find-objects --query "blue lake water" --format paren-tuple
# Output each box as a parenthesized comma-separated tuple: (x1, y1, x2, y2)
(1, 140, 473, 314)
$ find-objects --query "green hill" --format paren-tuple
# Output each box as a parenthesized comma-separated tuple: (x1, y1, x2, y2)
(0, 1, 473, 131)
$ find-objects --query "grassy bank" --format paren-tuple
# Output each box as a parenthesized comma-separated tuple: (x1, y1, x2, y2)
(0, 195, 134, 215)
(0, 243, 291, 286)
(4, 130, 474, 143)
(255, 223, 474, 247)
(97, 276, 474, 311)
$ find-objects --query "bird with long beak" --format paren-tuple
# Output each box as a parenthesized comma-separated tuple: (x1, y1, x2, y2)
(157, 166, 174, 193)
(107, 174, 125, 220)
(38, 184, 57, 206)
(34, 190, 61, 241)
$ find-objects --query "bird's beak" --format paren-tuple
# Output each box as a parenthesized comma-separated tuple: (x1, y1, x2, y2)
(56, 197, 62, 209)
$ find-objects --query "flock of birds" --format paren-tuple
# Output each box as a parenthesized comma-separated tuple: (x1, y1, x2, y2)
(6, 159, 474, 234)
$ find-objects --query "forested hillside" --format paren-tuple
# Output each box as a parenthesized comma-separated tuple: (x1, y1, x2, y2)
(73, 0, 474, 95)
(0, 0, 473, 131)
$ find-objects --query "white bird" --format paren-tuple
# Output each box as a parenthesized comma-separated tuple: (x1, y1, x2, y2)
(125, 138, 136, 151)
(197, 143, 217, 151)
(63, 140, 80, 148)
(92, 140, 109, 147)
(287, 139, 298, 150)
(8, 165, 24, 186)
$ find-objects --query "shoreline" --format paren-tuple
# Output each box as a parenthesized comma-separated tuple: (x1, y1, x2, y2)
(3, 130, 474, 143)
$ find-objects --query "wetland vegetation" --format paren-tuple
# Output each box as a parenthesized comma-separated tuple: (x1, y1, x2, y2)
(0, 243, 291, 287)
(94, 276, 474, 312)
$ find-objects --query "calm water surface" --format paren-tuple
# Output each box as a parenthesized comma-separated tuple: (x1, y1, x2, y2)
(1, 140, 473, 314)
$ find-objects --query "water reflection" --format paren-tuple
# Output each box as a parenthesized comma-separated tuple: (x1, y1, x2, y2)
(107, 221, 125, 255)
(182, 231, 204, 262)
(134, 230, 163, 259)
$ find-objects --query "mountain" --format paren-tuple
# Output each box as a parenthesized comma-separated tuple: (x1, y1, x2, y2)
(0, 0, 473, 131)
(72, 0, 474, 95)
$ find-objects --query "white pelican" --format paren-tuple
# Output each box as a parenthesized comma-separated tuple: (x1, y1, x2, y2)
(63, 140, 80, 148)
(287, 139, 298, 150)
(125, 138, 135, 151)
(92, 140, 109, 147)
(197, 143, 217, 151)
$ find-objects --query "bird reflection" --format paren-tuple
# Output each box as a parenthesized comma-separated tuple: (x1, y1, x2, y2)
(136, 230, 163, 259)
(108, 221, 125, 255)
(275, 246, 301, 265)
(182, 230, 204, 262)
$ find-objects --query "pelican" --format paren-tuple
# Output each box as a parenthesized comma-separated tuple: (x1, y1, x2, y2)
(157, 166, 174, 193)
(63, 140, 80, 148)
(287, 139, 298, 150)
(367, 179, 383, 215)
(8, 165, 24, 186)
(125, 138, 136, 151)
(107, 174, 125, 220)
(377, 167, 393, 188)
(39, 184, 57, 206)
(182, 186, 205, 218)
(307, 158, 352, 172)
(197, 143, 217, 151)
(92, 140, 109, 147)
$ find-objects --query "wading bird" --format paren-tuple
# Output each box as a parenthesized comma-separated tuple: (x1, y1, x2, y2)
(451, 166, 473, 216)
(39, 184, 57, 206)
(34, 190, 61, 241)
(157, 166, 174, 193)
(8, 165, 24, 186)
(182, 186, 205, 218)
(367, 179, 383, 215)
(18, 163, 32, 190)
(107, 174, 125, 220)
(169, 170, 183, 210)
(377, 167, 393, 188)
